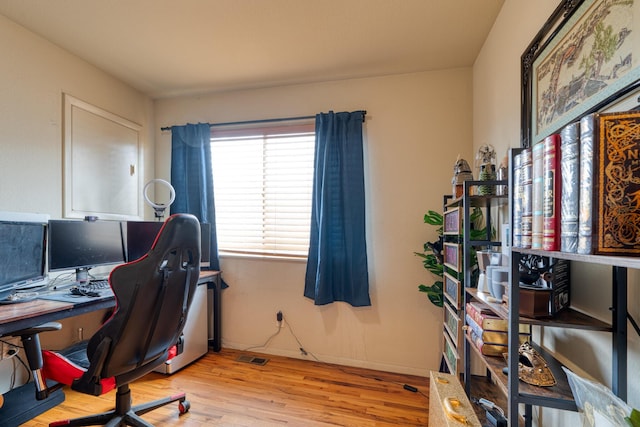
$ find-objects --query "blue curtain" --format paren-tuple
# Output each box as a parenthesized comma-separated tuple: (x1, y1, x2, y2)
(170, 123, 226, 286)
(304, 111, 370, 306)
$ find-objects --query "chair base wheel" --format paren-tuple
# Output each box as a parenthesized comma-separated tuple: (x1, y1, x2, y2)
(179, 400, 190, 414)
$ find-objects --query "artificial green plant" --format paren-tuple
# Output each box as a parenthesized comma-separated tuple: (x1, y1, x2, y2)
(625, 409, 640, 427)
(415, 207, 492, 307)
(415, 210, 445, 307)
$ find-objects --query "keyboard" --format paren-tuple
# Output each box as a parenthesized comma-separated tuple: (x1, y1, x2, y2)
(69, 280, 111, 298)
(85, 279, 110, 290)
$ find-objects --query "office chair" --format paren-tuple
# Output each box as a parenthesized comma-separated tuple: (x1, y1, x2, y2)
(12, 213, 201, 426)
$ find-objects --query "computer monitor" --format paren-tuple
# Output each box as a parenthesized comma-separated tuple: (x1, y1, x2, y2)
(125, 220, 210, 266)
(48, 219, 125, 283)
(125, 221, 163, 262)
(0, 217, 48, 297)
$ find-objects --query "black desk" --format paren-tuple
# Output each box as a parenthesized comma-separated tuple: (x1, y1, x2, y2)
(0, 297, 115, 337)
(1, 270, 222, 344)
(0, 297, 113, 426)
(0, 270, 223, 423)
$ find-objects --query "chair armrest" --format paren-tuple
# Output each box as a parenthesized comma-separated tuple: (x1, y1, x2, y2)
(11, 322, 62, 338)
(10, 322, 64, 401)
(10, 322, 61, 369)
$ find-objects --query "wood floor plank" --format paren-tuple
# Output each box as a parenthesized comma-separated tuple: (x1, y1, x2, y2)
(21, 348, 429, 426)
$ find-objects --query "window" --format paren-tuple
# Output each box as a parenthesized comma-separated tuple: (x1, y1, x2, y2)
(211, 122, 315, 258)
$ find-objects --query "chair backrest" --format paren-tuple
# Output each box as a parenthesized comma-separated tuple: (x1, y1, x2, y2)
(85, 213, 201, 385)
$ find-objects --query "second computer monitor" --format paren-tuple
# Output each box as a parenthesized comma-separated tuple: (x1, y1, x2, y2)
(125, 221, 163, 262)
(125, 220, 210, 265)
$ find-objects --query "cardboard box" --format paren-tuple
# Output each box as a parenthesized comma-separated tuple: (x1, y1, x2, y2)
(520, 287, 552, 318)
(517, 256, 570, 317)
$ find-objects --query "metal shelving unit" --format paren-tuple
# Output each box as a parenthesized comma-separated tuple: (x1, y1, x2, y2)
(443, 179, 509, 421)
(506, 248, 631, 426)
(501, 147, 631, 426)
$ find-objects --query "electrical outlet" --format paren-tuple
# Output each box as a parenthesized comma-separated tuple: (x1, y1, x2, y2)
(1, 340, 19, 360)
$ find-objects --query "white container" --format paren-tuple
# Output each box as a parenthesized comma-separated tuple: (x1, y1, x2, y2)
(490, 267, 508, 299)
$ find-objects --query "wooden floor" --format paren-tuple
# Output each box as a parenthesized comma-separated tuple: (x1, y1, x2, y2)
(23, 348, 429, 426)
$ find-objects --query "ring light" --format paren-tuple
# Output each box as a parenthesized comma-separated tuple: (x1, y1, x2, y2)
(143, 179, 176, 220)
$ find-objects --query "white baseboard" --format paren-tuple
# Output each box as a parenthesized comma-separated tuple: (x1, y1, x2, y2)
(222, 341, 429, 378)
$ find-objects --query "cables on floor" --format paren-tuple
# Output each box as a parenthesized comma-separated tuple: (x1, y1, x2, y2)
(242, 312, 317, 360)
(242, 313, 425, 398)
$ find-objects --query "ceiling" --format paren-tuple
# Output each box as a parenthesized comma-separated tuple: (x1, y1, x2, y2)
(0, 0, 504, 99)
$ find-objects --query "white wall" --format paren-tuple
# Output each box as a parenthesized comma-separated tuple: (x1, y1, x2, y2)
(9, 1, 634, 417)
(0, 14, 154, 393)
(0, 14, 155, 216)
(474, 0, 640, 424)
(155, 70, 475, 376)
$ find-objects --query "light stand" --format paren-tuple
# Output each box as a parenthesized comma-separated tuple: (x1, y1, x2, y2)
(143, 179, 176, 221)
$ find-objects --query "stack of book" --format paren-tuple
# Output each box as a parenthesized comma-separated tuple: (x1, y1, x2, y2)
(512, 111, 640, 256)
(465, 301, 530, 356)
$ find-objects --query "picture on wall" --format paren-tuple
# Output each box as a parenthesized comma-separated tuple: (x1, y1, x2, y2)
(522, 0, 640, 147)
(63, 94, 143, 220)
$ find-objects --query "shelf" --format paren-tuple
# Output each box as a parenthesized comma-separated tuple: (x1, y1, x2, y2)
(469, 375, 525, 427)
(468, 240, 502, 247)
(512, 247, 640, 270)
(465, 331, 509, 396)
(521, 309, 612, 331)
(465, 333, 577, 412)
(441, 239, 502, 247)
(447, 194, 509, 209)
(507, 232, 629, 425)
(466, 288, 508, 319)
(515, 342, 577, 412)
(446, 180, 509, 209)
(466, 288, 612, 331)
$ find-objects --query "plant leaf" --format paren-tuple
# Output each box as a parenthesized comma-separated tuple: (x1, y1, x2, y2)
(625, 409, 640, 427)
(423, 210, 443, 226)
(416, 209, 447, 307)
(418, 283, 443, 307)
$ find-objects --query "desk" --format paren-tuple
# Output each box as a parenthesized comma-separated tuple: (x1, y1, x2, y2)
(0, 270, 221, 343)
(0, 270, 222, 424)
(0, 297, 115, 337)
(0, 297, 112, 426)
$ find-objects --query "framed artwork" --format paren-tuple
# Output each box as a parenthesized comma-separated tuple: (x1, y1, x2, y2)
(443, 301, 462, 344)
(522, 0, 640, 148)
(443, 207, 462, 235)
(443, 272, 463, 308)
(442, 328, 459, 375)
(63, 94, 143, 220)
(443, 242, 462, 273)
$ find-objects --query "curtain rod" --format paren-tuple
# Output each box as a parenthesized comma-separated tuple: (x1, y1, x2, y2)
(160, 110, 366, 132)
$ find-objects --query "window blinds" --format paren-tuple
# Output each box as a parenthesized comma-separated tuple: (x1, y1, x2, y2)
(210, 123, 315, 257)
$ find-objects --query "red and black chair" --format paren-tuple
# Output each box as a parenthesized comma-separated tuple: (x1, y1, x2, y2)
(12, 213, 201, 426)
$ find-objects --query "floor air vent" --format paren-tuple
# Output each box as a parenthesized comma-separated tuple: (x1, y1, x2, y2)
(236, 354, 269, 365)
